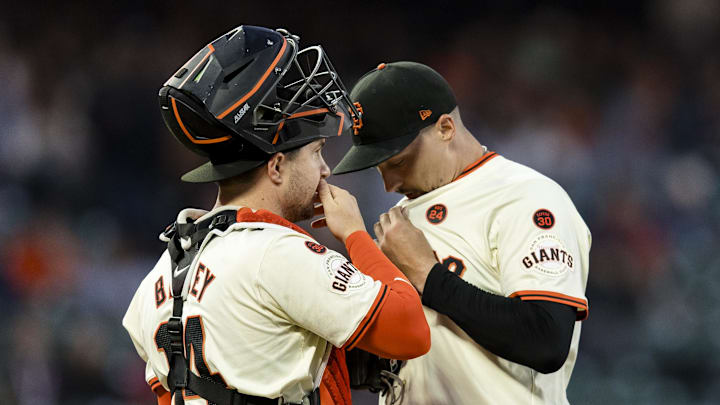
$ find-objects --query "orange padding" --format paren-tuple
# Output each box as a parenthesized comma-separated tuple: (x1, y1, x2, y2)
(320, 346, 352, 405)
(343, 231, 430, 360)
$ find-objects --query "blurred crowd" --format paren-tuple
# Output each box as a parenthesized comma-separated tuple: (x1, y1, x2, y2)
(1, 1, 719, 404)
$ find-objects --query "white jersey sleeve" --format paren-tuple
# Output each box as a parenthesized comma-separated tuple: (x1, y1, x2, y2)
(492, 178, 590, 319)
(122, 271, 164, 391)
(256, 232, 384, 347)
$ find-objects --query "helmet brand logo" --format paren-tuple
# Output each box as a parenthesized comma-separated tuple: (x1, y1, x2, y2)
(419, 109, 432, 121)
(234, 103, 251, 124)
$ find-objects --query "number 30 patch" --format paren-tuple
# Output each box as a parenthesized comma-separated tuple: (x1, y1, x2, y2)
(533, 209, 555, 229)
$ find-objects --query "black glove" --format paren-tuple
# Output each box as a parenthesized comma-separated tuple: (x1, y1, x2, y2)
(346, 349, 404, 393)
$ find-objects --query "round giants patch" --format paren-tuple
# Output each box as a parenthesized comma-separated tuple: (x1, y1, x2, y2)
(533, 209, 555, 229)
(324, 254, 369, 295)
(305, 241, 327, 254)
(521, 234, 574, 277)
(426, 204, 448, 224)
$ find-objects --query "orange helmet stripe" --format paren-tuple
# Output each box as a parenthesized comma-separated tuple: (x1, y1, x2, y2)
(171, 97, 231, 144)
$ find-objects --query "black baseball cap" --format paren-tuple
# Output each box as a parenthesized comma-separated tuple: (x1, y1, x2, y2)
(332, 61, 457, 175)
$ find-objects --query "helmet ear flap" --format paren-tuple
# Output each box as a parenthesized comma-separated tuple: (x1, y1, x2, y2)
(159, 86, 239, 156)
(159, 86, 201, 154)
(159, 85, 270, 163)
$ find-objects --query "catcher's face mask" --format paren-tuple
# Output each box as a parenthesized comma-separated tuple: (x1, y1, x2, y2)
(158, 25, 361, 183)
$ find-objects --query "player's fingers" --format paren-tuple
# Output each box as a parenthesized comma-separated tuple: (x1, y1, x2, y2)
(317, 179, 334, 204)
(373, 221, 384, 239)
(379, 212, 390, 227)
(313, 203, 324, 217)
(310, 217, 327, 228)
(388, 206, 406, 223)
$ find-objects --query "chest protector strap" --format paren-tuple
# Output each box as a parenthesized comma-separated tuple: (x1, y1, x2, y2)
(163, 209, 319, 405)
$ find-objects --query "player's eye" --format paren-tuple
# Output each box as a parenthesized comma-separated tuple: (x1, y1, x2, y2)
(391, 158, 405, 167)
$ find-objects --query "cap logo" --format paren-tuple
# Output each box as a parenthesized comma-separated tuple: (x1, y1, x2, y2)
(419, 109, 432, 121)
(352, 102, 364, 135)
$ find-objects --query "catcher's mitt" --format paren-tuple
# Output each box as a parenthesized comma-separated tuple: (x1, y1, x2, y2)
(346, 349, 405, 404)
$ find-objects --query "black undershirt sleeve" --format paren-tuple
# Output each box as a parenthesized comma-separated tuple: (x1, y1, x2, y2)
(421, 263, 577, 374)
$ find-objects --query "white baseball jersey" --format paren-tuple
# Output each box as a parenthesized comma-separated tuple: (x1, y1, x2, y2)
(388, 152, 590, 405)
(123, 206, 384, 404)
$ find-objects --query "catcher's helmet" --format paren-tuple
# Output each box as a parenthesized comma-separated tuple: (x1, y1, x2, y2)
(158, 25, 360, 182)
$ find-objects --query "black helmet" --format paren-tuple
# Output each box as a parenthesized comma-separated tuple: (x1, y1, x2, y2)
(158, 25, 361, 183)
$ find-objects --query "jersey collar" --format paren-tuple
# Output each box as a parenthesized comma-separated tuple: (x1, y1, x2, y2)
(176, 206, 312, 238)
(452, 150, 498, 183)
(235, 207, 312, 238)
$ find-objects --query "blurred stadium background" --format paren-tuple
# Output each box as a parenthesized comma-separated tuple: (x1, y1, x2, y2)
(1, 1, 719, 404)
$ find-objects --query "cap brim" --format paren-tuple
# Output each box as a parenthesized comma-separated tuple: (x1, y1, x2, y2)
(181, 159, 266, 183)
(332, 131, 418, 175)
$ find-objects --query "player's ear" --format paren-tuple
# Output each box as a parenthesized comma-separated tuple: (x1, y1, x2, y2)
(435, 113, 455, 142)
(266, 152, 285, 185)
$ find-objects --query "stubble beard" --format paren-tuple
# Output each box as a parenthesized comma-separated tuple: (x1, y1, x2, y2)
(284, 169, 316, 223)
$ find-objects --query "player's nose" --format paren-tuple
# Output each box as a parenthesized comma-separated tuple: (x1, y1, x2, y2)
(383, 179, 400, 193)
(378, 167, 400, 193)
(320, 157, 331, 179)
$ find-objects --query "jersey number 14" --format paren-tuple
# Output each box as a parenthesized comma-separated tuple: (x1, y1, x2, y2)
(154, 316, 226, 398)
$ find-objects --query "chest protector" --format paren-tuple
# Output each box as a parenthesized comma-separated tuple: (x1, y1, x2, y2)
(161, 209, 333, 404)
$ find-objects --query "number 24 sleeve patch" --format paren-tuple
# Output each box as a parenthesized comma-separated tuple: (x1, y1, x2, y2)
(426, 204, 448, 224)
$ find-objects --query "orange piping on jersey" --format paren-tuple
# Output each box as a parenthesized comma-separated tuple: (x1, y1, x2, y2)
(453, 151, 498, 182)
(171, 97, 232, 144)
(511, 290, 589, 321)
(353, 284, 430, 359)
(344, 284, 388, 349)
(217, 37, 288, 119)
(148, 376, 161, 390)
(179, 44, 215, 88)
